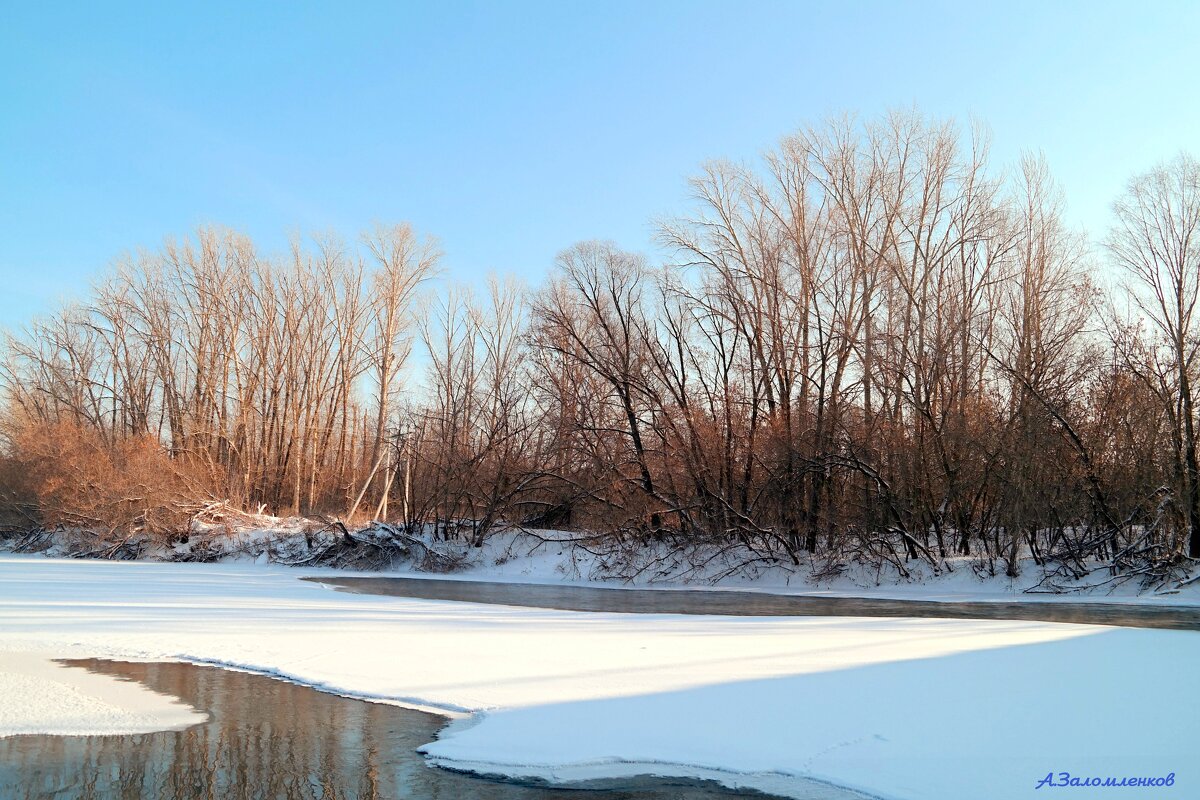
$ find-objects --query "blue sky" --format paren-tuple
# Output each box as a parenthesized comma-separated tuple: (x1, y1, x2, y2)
(2, 0, 1198, 329)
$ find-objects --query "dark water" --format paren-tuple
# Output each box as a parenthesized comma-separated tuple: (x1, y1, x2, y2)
(0, 660, 786, 800)
(308, 576, 1200, 630)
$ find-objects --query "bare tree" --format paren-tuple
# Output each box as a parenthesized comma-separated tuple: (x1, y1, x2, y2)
(1108, 154, 1200, 556)
(362, 223, 441, 513)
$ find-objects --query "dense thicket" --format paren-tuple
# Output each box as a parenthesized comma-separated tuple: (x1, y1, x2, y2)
(3, 112, 1198, 585)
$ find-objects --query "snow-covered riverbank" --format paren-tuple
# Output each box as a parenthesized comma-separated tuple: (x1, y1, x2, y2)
(1, 554, 1196, 800)
(12, 522, 1200, 605)
(363, 529, 1200, 605)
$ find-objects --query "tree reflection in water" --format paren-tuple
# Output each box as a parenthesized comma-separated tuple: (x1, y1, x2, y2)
(0, 660, 776, 800)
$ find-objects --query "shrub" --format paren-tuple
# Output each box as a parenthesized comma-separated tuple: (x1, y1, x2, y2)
(6, 420, 213, 543)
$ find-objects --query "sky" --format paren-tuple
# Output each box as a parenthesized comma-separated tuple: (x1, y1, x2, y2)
(1, 0, 1198, 330)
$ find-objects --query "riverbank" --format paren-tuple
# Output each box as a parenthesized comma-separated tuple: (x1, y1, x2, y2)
(2, 554, 1197, 800)
(7, 522, 1200, 605)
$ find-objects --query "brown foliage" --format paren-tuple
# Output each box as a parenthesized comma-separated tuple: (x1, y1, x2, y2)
(9, 420, 213, 541)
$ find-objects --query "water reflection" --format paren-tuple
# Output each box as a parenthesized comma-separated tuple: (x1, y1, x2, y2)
(0, 660, 779, 800)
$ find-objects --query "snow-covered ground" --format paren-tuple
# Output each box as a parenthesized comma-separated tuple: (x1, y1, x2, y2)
(0, 650, 205, 736)
(371, 530, 1200, 605)
(1, 554, 1195, 800)
(17, 519, 1200, 605)
(13, 510, 1200, 605)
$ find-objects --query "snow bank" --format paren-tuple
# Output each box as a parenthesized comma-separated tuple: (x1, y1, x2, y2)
(0, 651, 205, 737)
(1, 554, 1195, 800)
(370, 530, 1200, 605)
(10, 520, 1200, 605)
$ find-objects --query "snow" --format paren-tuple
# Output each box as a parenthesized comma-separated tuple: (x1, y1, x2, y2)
(16, 521, 1200, 605)
(0, 650, 205, 737)
(1, 553, 1196, 800)
(370, 530, 1200, 605)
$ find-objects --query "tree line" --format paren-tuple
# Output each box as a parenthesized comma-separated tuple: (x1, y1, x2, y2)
(3, 111, 1198, 585)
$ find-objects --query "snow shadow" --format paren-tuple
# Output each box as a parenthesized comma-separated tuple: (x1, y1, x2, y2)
(424, 627, 1197, 800)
